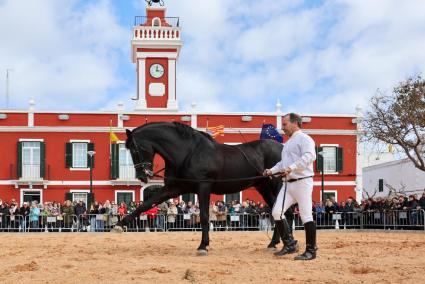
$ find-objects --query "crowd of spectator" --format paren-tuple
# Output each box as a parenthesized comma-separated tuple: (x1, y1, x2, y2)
(305, 192, 425, 228)
(0, 191, 424, 232)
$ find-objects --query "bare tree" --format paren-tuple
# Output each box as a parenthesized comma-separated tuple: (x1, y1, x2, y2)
(363, 75, 425, 171)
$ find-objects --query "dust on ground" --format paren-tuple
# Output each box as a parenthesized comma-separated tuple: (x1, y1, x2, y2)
(0, 231, 423, 283)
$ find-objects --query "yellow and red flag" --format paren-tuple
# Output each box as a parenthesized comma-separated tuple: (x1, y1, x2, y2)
(109, 120, 121, 143)
(206, 125, 224, 139)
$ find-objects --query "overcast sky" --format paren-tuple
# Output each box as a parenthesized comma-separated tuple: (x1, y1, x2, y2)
(0, 0, 424, 114)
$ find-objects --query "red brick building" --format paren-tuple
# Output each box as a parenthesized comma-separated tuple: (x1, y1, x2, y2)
(0, 5, 360, 206)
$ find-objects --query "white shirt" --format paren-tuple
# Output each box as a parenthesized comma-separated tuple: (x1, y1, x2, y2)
(270, 130, 316, 179)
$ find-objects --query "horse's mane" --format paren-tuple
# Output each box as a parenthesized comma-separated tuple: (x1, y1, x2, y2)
(130, 122, 215, 144)
(172, 122, 215, 142)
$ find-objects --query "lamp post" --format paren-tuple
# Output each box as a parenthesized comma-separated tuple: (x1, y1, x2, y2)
(87, 151, 96, 208)
(317, 151, 325, 203)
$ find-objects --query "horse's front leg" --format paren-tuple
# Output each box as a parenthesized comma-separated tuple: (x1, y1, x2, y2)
(197, 189, 211, 256)
(112, 186, 180, 232)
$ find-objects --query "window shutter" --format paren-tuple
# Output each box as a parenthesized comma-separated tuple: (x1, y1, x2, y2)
(17, 141, 23, 178)
(378, 179, 384, 192)
(336, 147, 343, 172)
(87, 193, 95, 207)
(40, 142, 46, 178)
(65, 192, 73, 202)
(110, 144, 119, 179)
(87, 143, 95, 168)
(65, 143, 73, 168)
(315, 146, 323, 172)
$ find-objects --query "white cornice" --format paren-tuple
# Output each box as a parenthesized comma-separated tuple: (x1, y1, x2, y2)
(0, 180, 355, 186)
(0, 126, 358, 135)
(0, 109, 356, 118)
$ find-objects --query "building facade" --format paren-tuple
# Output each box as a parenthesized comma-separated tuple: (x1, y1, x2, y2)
(0, 5, 360, 206)
(363, 158, 425, 198)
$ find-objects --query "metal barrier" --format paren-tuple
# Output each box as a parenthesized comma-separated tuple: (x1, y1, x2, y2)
(25, 214, 79, 232)
(361, 209, 425, 230)
(293, 209, 425, 231)
(0, 215, 25, 232)
(0, 210, 423, 232)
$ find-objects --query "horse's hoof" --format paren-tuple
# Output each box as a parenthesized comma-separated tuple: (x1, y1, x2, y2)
(267, 244, 278, 251)
(197, 249, 208, 256)
(111, 226, 124, 233)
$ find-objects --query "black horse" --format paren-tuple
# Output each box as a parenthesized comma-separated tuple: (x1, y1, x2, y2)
(113, 122, 294, 254)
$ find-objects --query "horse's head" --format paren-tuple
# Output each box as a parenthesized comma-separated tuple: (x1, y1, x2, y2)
(126, 129, 154, 183)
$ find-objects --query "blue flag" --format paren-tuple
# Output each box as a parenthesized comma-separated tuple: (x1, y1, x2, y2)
(260, 124, 283, 143)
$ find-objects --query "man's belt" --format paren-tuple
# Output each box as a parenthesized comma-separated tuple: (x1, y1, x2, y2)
(287, 176, 313, 183)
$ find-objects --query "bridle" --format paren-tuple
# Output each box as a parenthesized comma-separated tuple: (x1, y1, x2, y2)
(130, 137, 154, 177)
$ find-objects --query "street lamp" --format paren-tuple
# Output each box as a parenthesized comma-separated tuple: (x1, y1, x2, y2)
(317, 151, 325, 203)
(87, 151, 96, 208)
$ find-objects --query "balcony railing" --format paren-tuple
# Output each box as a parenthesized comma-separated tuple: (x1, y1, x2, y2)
(134, 16, 179, 27)
(22, 164, 42, 180)
(133, 26, 180, 40)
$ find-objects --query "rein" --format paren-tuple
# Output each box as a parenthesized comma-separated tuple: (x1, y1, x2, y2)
(150, 167, 282, 183)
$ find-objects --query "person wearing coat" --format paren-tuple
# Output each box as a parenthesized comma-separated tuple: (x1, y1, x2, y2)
(61, 200, 75, 232)
(209, 201, 218, 230)
(216, 201, 227, 231)
(167, 202, 178, 230)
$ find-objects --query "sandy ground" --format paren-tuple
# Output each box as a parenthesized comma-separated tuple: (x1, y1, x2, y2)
(0, 230, 423, 284)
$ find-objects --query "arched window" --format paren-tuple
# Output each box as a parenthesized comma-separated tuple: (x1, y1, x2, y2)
(152, 17, 161, 27)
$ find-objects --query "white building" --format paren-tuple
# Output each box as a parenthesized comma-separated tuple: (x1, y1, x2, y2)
(363, 158, 425, 198)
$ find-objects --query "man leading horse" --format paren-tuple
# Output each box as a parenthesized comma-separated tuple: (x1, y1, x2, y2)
(263, 113, 318, 260)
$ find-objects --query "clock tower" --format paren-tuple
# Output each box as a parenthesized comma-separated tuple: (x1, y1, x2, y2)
(131, 3, 182, 111)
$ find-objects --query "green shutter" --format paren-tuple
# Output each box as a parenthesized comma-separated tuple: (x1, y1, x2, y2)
(87, 143, 95, 168)
(65, 143, 73, 168)
(65, 192, 73, 202)
(17, 142, 23, 178)
(336, 147, 343, 172)
(40, 142, 46, 178)
(87, 193, 95, 207)
(315, 146, 323, 172)
(110, 144, 119, 179)
(378, 179, 384, 192)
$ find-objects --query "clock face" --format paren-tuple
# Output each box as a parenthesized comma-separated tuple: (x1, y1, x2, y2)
(149, 63, 165, 79)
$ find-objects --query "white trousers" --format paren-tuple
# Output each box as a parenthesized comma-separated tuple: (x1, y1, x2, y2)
(272, 178, 313, 224)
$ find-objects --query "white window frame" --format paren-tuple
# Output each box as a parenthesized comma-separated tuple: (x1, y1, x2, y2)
(140, 182, 163, 201)
(320, 190, 338, 203)
(70, 189, 90, 204)
(224, 192, 242, 204)
(115, 190, 135, 204)
(69, 140, 91, 171)
(320, 144, 339, 175)
(19, 139, 44, 142)
(20, 188, 43, 206)
(179, 193, 198, 204)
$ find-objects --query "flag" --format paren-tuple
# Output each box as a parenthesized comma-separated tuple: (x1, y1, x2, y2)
(260, 124, 283, 143)
(109, 120, 121, 143)
(206, 125, 224, 139)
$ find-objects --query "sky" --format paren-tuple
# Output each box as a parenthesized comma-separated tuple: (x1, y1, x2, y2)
(0, 0, 424, 114)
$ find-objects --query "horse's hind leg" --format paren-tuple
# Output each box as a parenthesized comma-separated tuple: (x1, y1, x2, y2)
(197, 188, 211, 256)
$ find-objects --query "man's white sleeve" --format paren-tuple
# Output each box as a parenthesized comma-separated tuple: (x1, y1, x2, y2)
(288, 137, 316, 172)
(270, 160, 285, 175)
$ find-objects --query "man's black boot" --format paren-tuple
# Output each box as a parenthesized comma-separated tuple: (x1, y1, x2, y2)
(273, 219, 298, 256)
(294, 221, 317, 260)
